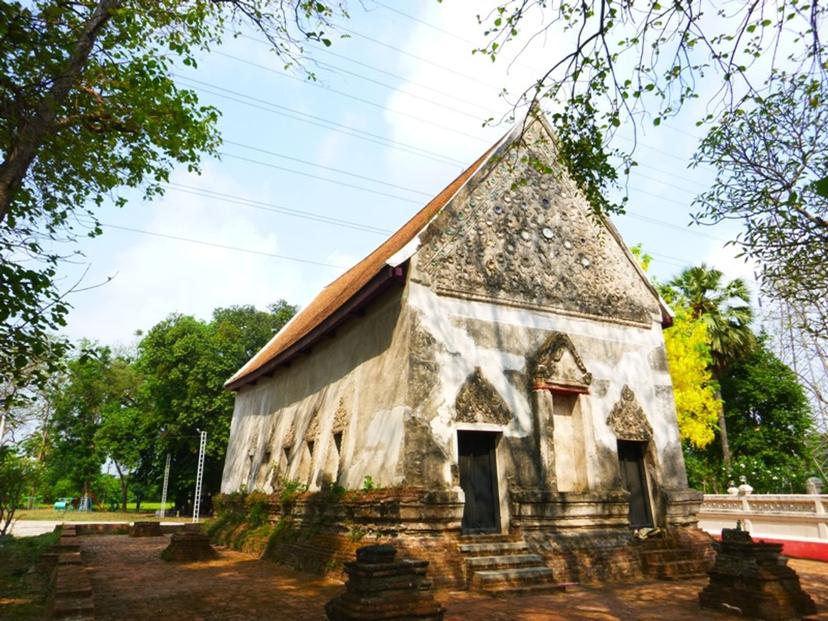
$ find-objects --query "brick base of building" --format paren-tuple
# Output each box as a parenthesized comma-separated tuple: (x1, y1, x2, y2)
(210, 488, 713, 590)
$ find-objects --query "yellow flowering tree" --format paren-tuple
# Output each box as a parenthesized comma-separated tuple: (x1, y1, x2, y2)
(663, 306, 721, 448)
(630, 245, 721, 448)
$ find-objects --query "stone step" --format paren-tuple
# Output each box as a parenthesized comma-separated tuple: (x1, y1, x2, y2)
(466, 554, 545, 572)
(459, 541, 529, 557)
(651, 558, 711, 580)
(483, 581, 570, 597)
(640, 547, 706, 564)
(52, 596, 94, 619)
(459, 533, 518, 543)
(470, 566, 556, 591)
(57, 552, 83, 566)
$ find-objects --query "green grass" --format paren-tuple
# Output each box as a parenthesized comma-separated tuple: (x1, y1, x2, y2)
(0, 531, 59, 621)
(126, 501, 173, 511)
(15, 509, 190, 522)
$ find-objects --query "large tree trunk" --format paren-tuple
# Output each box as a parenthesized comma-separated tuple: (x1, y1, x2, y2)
(0, 0, 119, 224)
(716, 390, 731, 466)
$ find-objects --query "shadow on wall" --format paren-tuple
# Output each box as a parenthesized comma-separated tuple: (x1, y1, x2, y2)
(259, 287, 404, 405)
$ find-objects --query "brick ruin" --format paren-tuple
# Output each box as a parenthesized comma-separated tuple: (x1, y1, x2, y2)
(699, 527, 816, 619)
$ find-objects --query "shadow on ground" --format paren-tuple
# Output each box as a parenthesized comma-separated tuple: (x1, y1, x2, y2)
(81, 535, 828, 621)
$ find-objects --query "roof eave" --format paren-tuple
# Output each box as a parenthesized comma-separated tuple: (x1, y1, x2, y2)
(224, 263, 408, 391)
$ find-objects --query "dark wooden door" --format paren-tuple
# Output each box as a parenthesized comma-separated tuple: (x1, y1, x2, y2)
(458, 431, 500, 533)
(617, 440, 654, 528)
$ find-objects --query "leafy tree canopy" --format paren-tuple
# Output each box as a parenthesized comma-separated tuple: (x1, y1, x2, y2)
(0, 0, 344, 412)
(686, 337, 815, 493)
(719, 337, 814, 474)
(693, 76, 828, 338)
(134, 301, 295, 512)
(662, 264, 754, 374)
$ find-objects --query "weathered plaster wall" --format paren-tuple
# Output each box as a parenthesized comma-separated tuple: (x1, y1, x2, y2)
(402, 282, 687, 495)
(221, 287, 411, 493)
(397, 115, 689, 527)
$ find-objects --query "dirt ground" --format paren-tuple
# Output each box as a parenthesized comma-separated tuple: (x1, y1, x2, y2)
(81, 535, 828, 621)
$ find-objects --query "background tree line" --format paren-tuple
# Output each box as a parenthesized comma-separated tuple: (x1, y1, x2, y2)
(1, 253, 824, 538)
(1, 300, 295, 527)
(650, 256, 819, 493)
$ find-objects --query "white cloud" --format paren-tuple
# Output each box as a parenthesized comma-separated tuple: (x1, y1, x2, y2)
(705, 241, 760, 295)
(62, 163, 318, 344)
(381, 1, 555, 173)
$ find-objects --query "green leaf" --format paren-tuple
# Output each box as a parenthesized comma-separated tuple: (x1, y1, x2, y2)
(812, 176, 828, 199)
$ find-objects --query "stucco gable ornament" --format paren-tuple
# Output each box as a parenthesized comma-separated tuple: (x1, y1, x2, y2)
(414, 120, 657, 326)
(606, 385, 653, 441)
(531, 332, 592, 390)
(332, 398, 349, 434)
(305, 412, 321, 441)
(282, 423, 295, 448)
(455, 368, 512, 425)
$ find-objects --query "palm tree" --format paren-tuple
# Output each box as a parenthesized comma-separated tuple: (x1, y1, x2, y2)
(664, 264, 755, 464)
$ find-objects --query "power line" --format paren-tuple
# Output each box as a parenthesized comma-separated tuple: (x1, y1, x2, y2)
(338, 25, 506, 91)
(174, 75, 465, 167)
(209, 51, 493, 144)
(82, 197, 711, 276)
(222, 140, 432, 197)
(371, 2, 712, 146)
(218, 151, 422, 204)
(631, 170, 698, 196)
(240, 32, 494, 114)
(628, 185, 695, 208)
(89, 220, 348, 269)
(622, 210, 728, 242)
(166, 179, 725, 246)
(166, 183, 392, 235)
(374, 2, 476, 45)
(201, 51, 715, 183)
(314, 59, 482, 120)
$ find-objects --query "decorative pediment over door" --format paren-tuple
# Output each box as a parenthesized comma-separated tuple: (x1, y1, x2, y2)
(606, 385, 653, 441)
(531, 332, 592, 394)
(455, 368, 512, 425)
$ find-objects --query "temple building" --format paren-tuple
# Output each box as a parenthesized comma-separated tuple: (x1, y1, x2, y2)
(219, 110, 709, 588)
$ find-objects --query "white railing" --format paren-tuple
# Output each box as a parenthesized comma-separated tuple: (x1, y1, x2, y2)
(699, 494, 828, 542)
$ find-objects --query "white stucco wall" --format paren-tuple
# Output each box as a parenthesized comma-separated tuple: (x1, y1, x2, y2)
(221, 288, 411, 493)
(405, 280, 687, 493)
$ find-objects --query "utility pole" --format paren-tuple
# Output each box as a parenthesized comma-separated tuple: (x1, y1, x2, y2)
(159, 453, 171, 519)
(192, 431, 207, 524)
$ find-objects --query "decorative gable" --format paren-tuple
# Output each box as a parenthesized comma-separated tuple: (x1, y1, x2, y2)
(414, 119, 659, 326)
(606, 385, 653, 441)
(455, 368, 512, 425)
(531, 332, 592, 392)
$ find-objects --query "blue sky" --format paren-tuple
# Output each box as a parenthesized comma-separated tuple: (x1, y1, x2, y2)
(58, 1, 754, 346)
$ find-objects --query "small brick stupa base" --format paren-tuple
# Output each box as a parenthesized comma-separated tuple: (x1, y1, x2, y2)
(325, 544, 445, 621)
(699, 526, 817, 620)
(161, 530, 218, 562)
(130, 521, 163, 537)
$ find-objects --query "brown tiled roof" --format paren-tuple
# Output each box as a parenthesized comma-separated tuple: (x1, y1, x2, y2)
(225, 137, 505, 389)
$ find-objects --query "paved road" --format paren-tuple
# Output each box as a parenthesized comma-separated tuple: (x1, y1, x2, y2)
(10, 520, 182, 537)
(11, 520, 66, 536)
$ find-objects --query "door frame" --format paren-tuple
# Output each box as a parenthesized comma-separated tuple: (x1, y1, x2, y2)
(616, 439, 655, 529)
(456, 427, 505, 534)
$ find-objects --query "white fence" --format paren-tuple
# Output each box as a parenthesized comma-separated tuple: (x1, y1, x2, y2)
(699, 494, 828, 542)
